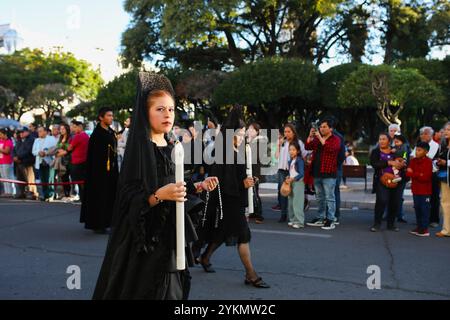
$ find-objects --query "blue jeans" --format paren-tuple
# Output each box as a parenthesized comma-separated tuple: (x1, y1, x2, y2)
(413, 195, 430, 229)
(277, 169, 289, 215)
(39, 164, 55, 199)
(314, 178, 337, 221)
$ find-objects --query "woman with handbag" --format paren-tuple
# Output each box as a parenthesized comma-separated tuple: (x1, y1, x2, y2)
(51, 123, 72, 200)
(435, 122, 450, 238)
(285, 141, 305, 228)
(370, 132, 406, 232)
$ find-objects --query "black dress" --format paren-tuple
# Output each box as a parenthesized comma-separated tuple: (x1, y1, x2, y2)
(93, 143, 198, 300)
(199, 149, 251, 246)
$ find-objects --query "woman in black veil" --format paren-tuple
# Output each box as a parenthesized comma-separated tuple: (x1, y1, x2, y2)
(93, 72, 218, 300)
(196, 106, 270, 288)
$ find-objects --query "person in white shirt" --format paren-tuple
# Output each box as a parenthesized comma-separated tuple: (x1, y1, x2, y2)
(410, 126, 441, 227)
(275, 123, 308, 222)
(410, 126, 440, 160)
(117, 117, 131, 171)
(32, 127, 57, 201)
(345, 147, 360, 166)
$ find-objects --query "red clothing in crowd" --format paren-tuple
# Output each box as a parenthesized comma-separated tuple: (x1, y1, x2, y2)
(406, 157, 432, 195)
(69, 131, 89, 165)
(305, 135, 341, 176)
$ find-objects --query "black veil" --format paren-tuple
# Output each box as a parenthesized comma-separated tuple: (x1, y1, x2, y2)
(93, 72, 186, 300)
(116, 72, 176, 208)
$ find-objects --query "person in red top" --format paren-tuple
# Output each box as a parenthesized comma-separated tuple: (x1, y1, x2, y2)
(59, 120, 89, 203)
(406, 141, 433, 237)
(0, 129, 15, 196)
(305, 119, 341, 230)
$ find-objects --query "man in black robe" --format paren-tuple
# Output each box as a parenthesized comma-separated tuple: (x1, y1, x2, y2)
(80, 107, 119, 233)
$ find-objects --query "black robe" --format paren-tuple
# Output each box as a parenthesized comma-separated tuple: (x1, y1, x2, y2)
(93, 72, 202, 300)
(80, 124, 119, 230)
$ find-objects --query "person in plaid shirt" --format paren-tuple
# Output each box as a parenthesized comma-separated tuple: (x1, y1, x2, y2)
(305, 119, 341, 230)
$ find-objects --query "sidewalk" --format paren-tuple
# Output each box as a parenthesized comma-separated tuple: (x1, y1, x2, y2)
(260, 176, 413, 211)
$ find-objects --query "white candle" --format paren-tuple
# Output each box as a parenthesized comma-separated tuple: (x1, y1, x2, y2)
(246, 144, 254, 215)
(174, 141, 185, 271)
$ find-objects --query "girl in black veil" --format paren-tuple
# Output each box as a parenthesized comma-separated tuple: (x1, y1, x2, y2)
(93, 72, 218, 300)
(197, 105, 270, 288)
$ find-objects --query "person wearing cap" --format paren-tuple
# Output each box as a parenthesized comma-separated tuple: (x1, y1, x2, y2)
(13, 127, 38, 200)
(406, 142, 433, 236)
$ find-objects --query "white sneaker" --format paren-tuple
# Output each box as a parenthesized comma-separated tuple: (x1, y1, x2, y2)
(292, 224, 304, 229)
(288, 222, 294, 227)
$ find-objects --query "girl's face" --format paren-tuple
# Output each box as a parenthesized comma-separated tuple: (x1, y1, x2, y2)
(444, 124, 450, 140)
(394, 139, 403, 148)
(60, 126, 67, 136)
(289, 145, 298, 158)
(148, 93, 175, 135)
(234, 128, 246, 147)
(379, 135, 390, 149)
(284, 127, 294, 141)
(247, 125, 258, 140)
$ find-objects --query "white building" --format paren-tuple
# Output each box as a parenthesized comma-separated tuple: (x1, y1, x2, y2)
(0, 23, 21, 54)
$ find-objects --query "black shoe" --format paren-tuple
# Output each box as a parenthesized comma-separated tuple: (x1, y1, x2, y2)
(278, 214, 287, 223)
(199, 258, 216, 273)
(397, 218, 407, 223)
(321, 219, 336, 230)
(387, 226, 400, 232)
(244, 277, 270, 288)
(306, 218, 325, 227)
(370, 224, 381, 232)
(14, 194, 26, 199)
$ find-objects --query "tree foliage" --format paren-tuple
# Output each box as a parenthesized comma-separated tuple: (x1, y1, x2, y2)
(338, 64, 446, 126)
(0, 48, 103, 120)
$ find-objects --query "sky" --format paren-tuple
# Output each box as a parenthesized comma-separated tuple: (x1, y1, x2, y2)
(0, 0, 130, 82)
(0, 0, 448, 83)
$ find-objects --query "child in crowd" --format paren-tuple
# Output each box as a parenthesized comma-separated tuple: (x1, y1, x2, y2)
(285, 141, 305, 228)
(406, 141, 433, 237)
(391, 134, 409, 182)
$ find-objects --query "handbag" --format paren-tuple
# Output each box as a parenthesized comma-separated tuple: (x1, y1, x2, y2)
(380, 172, 399, 189)
(280, 180, 292, 197)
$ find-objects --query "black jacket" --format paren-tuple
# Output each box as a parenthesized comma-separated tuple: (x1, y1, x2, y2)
(370, 147, 407, 193)
(13, 136, 35, 166)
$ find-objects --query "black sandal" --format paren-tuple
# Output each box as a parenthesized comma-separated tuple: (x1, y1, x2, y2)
(244, 277, 270, 288)
(199, 257, 216, 273)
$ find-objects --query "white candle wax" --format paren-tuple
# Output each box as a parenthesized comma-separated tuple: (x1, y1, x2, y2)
(246, 144, 254, 215)
(174, 141, 185, 270)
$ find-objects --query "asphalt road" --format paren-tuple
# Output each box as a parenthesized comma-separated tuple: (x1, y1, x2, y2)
(0, 192, 449, 300)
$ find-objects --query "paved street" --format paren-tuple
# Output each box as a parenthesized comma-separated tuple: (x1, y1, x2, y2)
(1, 190, 449, 300)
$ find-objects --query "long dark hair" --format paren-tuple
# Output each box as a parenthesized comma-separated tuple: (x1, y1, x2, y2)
(59, 123, 71, 144)
(284, 123, 299, 142)
(444, 122, 450, 146)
